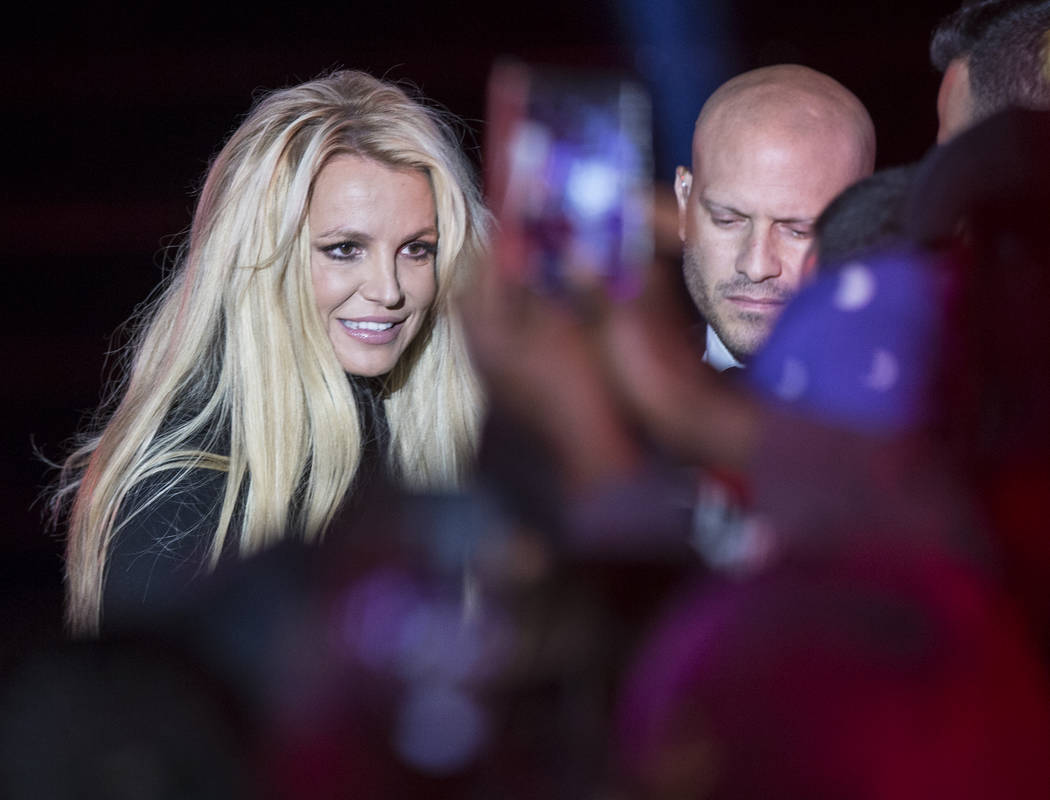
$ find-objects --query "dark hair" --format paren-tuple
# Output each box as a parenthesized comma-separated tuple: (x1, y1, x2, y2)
(930, 1, 1050, 120)
(813, 164, 916, 269)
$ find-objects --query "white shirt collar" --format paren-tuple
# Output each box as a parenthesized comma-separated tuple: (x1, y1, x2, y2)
(703, 325, 745, 372)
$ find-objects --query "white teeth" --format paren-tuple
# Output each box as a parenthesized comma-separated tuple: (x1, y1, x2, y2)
(342, 320, 394, 331)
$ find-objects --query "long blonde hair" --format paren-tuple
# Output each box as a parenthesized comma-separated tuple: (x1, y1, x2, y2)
(54, 70, 489, 634)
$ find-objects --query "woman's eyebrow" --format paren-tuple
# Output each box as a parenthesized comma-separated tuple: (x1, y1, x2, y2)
(314, 226, 372, 241)
(402, 226, 439, 241)
(313, 226, 439, 241)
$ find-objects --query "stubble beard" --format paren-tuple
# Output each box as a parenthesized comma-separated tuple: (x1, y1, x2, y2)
(682, 247, 786, 362)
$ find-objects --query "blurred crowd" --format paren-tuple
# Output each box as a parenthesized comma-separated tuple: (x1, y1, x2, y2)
(6, 1, 1050, 798)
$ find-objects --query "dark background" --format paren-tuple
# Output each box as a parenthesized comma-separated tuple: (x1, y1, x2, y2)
(3, 0, 956, 650)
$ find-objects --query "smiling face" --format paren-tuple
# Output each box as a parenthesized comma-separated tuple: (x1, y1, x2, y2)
(309, 155, 439, 377)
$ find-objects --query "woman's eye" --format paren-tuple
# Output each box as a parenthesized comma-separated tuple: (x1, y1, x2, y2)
(402, 241, 437, 260)
(321, 241, 364, 260)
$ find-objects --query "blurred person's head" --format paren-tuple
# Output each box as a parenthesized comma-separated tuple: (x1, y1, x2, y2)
(809, 164, 917, 270)
(675, 64, 875, 362)
(0, 638, 255, 799)
(740, 246, 971, 559)
(615, 550, 1050, 799)
(931, 0, 1050, 143)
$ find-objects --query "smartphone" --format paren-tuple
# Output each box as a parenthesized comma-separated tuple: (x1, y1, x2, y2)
(485, 59, 654, 301)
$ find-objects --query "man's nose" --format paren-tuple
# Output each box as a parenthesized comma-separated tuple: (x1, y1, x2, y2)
(736, 228, 782, 282)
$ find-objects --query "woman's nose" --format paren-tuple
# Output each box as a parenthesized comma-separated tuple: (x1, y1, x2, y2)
(360, 256, 404, 307)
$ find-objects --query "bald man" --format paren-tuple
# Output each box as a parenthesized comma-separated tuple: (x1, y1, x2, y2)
(675, 64, 876, 369)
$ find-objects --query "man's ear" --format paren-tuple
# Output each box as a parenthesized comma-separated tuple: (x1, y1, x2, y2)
(674, 166, 692, 242)
(936, 57, 974, 144)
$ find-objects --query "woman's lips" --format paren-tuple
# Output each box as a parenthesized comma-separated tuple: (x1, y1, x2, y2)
(339, 318, 404, 344)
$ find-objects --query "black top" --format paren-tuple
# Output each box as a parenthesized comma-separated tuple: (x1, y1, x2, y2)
(101, 378, 392, 632)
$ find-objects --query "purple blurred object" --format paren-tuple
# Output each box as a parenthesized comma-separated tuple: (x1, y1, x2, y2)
(747, 250, 949, 434)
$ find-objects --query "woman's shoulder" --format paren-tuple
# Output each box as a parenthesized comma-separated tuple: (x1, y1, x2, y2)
(103, 467, 233, 631)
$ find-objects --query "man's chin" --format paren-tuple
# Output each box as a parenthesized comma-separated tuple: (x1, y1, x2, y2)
(718, 325, 769, 362)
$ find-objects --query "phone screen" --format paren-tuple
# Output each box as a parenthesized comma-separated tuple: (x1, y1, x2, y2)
(485, 60, 654, 300)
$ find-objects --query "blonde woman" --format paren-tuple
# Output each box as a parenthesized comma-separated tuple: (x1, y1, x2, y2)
(53, 70, 489, 635)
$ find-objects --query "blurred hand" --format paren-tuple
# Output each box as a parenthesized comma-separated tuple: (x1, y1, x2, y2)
(461, 179, 760, 490)
(460, 256, 643, 494)
(596, 257, 760, 473)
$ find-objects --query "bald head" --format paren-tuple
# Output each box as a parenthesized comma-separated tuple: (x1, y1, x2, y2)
(676, 64, 876, 363)
(696, 64, 876, 174)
